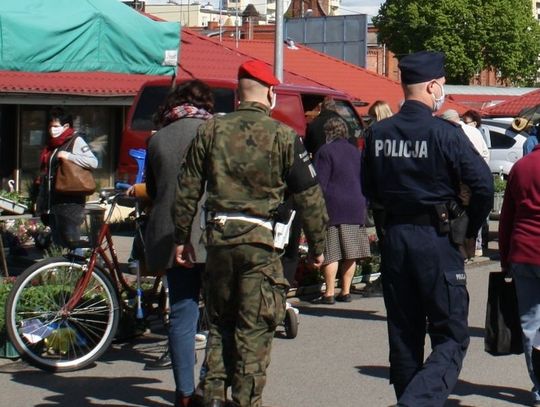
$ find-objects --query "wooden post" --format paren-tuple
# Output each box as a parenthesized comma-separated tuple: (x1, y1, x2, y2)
(0, 233, 9, 277)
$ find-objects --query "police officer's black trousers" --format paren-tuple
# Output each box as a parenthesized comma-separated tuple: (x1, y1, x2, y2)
(381, 224, 470, 407)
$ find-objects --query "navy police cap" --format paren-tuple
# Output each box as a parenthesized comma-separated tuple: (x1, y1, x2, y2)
(398, 51, 445, 84)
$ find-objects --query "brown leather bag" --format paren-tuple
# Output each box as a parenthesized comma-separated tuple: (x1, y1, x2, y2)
(55, 138, 96, 195)
(54, 160, 96, 195)
(55, 159, 96, 195)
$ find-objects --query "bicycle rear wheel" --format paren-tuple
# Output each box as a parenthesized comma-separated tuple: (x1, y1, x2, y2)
(5, 256, 120, 372)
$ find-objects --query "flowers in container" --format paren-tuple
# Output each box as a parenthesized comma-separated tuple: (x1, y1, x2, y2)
(1, 218, 51, 253)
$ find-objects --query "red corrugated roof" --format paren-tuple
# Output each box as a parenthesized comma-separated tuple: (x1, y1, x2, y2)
(483, 89, 540, 117)
(447, 94, 518, 112)
(0, 70, 158, 96)
(0, 28, 466, 115)
(176, 30, 320, 87)
(211, 37, 466, 115)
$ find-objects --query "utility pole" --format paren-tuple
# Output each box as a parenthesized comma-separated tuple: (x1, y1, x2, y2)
(274, 0, 284, 81)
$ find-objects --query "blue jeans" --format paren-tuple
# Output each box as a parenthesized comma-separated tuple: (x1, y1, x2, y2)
(167, 264, 202, 398)
(511, 263, 540, 402)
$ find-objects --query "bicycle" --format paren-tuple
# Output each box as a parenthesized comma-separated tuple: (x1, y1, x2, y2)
(4, 190, 164, 372)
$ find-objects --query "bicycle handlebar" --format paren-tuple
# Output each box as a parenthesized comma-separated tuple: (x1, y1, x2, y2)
(115, 182, 132, 191)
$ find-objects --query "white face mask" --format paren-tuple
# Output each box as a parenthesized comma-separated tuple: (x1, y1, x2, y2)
(268, 87, 276, 110)
(50, 125, 65, 138)
(431, 81, 446, 112)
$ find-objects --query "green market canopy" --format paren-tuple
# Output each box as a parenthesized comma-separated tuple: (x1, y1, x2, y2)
(0, 0, 180, 75)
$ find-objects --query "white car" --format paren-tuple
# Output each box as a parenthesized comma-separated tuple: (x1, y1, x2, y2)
(482, 118, 528, 177)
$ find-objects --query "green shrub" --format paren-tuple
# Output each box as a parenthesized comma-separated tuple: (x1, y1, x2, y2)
(0, 279, 15, 331)
(493, 176, 507, 193)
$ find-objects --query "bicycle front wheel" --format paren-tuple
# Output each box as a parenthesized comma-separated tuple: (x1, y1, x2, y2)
(5, 256, 120, 372)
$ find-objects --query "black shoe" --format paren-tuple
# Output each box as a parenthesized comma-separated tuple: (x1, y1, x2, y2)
(363, 289, 383, 298)
(335, 293, 352, 302)
(362, 278, 383, 298)
(311, 295, 335, 304)
(189, 394, 203, 407)
(362, 287, 383, 298)
(144, 349, 172, 370)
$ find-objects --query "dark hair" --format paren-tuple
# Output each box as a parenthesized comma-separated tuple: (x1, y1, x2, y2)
(463, 109, 482, 127)
(321, 96, 337, 112)
(49, 107, 73, 127)
(155, 80, 214, 126)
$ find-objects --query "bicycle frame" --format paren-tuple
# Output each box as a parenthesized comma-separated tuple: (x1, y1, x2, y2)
(61, 195, 146, 314)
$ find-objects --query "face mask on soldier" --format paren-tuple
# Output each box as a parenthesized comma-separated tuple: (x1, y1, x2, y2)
(268, 87, 277, 110)
(430, 81, 446, 112)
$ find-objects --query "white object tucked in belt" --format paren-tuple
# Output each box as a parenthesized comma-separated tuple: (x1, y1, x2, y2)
(212, 212, 274, 230)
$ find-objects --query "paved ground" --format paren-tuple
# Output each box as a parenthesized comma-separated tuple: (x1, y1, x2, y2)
(0, 222, 534, 406)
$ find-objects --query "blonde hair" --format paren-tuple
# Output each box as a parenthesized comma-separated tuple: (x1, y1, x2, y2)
(368, 100, 393, 122)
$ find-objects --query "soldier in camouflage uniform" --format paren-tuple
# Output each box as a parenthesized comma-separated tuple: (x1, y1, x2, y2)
(173, 60, 328, 407)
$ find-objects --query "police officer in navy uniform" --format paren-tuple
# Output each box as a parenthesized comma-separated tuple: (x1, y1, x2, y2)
(362, 51, 494, 406)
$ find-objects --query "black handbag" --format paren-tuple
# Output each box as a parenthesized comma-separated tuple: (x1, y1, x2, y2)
(484, 272, 524, 355)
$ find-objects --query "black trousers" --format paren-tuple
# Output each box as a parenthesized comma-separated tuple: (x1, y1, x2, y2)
(50, 203, 85, 248)
(381, 224, 469, 407)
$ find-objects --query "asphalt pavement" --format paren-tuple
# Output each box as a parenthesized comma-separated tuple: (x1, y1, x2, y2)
(0, 224, 534, 407)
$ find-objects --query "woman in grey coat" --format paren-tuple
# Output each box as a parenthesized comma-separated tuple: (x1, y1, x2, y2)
(37, 107, 98, 248)
(144, 80, 214, 407)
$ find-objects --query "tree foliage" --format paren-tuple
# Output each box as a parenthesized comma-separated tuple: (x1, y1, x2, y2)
(372, 0, 540, 85)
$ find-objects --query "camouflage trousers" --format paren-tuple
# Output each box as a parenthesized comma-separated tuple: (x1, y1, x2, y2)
(203, 244, 289, 407)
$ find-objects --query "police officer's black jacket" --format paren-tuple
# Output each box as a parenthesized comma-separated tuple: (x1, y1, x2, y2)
(362, 100, 494, 238)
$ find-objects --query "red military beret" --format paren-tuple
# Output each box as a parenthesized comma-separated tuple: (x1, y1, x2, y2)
(238, 60, 280, 87)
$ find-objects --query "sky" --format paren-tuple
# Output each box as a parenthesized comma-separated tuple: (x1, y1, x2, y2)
(143, 0, 384, 18)
(339, 0, 382, 17)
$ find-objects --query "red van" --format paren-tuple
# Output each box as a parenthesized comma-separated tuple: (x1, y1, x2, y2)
(118, 78, 365, 182)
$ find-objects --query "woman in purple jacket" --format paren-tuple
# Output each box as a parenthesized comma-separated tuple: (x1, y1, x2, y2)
(312, 116, 371, 304)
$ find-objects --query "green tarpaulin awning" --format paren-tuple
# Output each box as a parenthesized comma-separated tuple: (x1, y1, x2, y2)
(0, 0, 180, 75)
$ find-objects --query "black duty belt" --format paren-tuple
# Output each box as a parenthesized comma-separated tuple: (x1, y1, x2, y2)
(385, 212, 435, 226)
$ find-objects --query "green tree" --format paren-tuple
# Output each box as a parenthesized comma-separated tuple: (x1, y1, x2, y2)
(373, 0, 540, 85)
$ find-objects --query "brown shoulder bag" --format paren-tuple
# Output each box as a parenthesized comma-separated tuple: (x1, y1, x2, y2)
(55, 138, 96, 196)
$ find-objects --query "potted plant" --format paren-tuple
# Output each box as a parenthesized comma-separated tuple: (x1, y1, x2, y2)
(492, 175, 507, 215)
(0, 190, 28, 215)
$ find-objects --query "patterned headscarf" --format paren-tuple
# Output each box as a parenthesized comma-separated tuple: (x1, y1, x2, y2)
(324, 116, 348, 143)
(162, 103, 213, 127)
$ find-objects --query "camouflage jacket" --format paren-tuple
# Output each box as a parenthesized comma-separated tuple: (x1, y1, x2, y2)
(173, 101, 328, 254)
